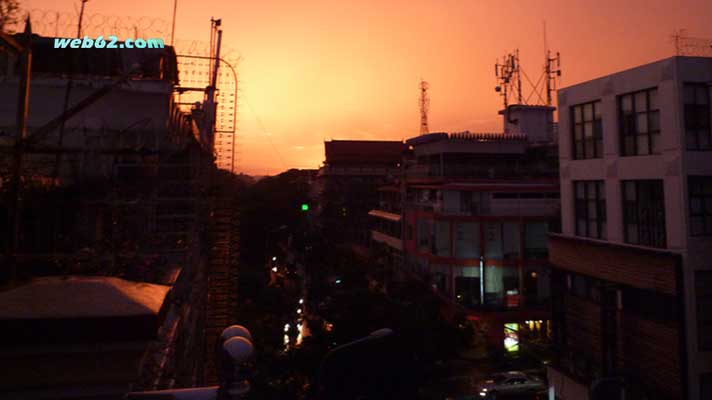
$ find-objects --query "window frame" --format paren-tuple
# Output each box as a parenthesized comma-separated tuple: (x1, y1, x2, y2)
(571, 100, 603, 160)
(683, 82, 712, 151)
(618, 87, 661, 156)
(688, 176, 712, 236)
(573, 180, 607, 239)
(621, 180, 667, 248)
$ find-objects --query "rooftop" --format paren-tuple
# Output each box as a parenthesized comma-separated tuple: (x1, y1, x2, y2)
(559, 55, 712, 92)
(0, 276, 170, 319)
(324, 139, 405, 165)
(3, 33, 178, 83)
(406, 131, 528, 147)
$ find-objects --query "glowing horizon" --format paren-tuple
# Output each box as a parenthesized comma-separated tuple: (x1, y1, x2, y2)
(21, 0, 712, 175)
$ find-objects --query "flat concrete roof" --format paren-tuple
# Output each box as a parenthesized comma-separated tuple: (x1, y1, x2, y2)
(0, 276, 170, 319)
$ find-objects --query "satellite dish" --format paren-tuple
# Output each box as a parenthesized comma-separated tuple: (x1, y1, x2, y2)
(223, 336, 254, 364)
(221, 325, 253, 342)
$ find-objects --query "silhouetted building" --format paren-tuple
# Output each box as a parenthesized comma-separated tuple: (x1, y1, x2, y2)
(370, 105, 560, 356)
(547, 56, 712, 400)
(314, 140, 405, 248)
(0, 277, 170, 400)
(0, 30, 217, 394)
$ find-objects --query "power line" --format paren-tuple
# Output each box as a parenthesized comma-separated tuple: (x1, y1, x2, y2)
(241, 92, 287, 170)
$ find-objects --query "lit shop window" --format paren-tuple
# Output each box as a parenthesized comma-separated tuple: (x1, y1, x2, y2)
(504, 323, 519, 353)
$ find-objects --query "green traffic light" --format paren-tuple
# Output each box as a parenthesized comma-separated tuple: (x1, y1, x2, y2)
(301, 203, 309, 211)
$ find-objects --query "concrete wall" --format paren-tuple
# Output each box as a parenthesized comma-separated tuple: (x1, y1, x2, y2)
(556, 56, 712, 400)
(0, 77, 173, 144)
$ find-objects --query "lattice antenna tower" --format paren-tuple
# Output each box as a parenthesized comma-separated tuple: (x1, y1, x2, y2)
(543, 51, 562, 106)
(494, 49, 522, 108)
(419, 79, 430, 135)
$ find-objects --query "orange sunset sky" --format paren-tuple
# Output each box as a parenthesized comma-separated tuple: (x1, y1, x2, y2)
(20, 0, 712, 175)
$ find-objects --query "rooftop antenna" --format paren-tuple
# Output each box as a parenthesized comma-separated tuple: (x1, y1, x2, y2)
(494, 50, 522, 108)
(419, 79, 429, 135)
(543, 21, 561, 106)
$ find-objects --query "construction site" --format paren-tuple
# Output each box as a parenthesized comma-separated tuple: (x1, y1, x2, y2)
(0, 14, 244, 398)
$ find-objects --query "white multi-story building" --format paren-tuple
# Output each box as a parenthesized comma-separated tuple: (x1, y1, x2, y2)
(548, 56, 712, 400)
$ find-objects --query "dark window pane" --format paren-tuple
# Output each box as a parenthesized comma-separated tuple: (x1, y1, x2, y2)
(637, 135, 650, 155)
(624, 136, 636, 155)
(575, 143, 584, 159)
(574, 180, 606, 239)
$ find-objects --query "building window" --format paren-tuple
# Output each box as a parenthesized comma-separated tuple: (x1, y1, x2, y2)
(684, 83, 711, 150)
(622, 180, 666, 248)
(571, 101, 603, 159)
(574, 181, 607, 239)
(689, 176, 712, 236)
(619, 88, 660, 156)
(696, 271, 712, 351)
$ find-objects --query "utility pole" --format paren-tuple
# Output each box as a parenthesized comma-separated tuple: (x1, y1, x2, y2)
(170, 0, 178, 46)
(77, 0, 89, 37)
(54, 0, 89, 184)
(3, 18, 32, 283)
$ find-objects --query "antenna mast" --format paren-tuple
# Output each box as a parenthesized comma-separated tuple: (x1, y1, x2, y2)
(494, 50, 522, 108)
(545, 51, 561, 106)
(419, 79, 430, 135)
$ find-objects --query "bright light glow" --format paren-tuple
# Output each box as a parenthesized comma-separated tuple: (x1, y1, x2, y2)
(297, 308, 302, 314)
(504, 322, 520, 353)
(299, 299, 304, 304)
(272, 256, 277, 261)
(479, 392, 487, 397)
(284, 323, 290, 332)
(272, 267, 277, 272)
(297, 323, 302, 330)
(504, 337, 519, 350)
(335, 279, 341, 284)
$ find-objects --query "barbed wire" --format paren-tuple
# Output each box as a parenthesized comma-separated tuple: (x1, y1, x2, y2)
(12, 9, 170, 39)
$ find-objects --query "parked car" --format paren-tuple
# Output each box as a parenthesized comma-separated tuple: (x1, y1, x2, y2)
(476, 371, 545, 398)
